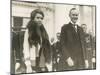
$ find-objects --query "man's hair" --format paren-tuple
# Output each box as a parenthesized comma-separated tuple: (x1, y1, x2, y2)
(30, 9, 44, 20)
(69, 8, 77, 16)
(81, 24, 86, 26)
(56, 32, 60, 36)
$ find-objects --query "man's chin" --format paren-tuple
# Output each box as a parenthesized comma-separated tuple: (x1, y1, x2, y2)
(72, 19, 78, 24)
(73, 21, 77, 24)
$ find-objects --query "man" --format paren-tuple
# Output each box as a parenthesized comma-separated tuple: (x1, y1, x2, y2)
(52, 33, 62, 71)
(23, 9, 52, 73)
(11, 26, 26, 74)
(81, 24, 95, 69)
(60, 8, 87, 70)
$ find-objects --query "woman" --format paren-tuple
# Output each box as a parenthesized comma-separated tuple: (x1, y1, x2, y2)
(23, 9, 52, 73)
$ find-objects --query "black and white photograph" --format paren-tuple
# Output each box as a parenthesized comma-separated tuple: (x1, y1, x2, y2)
(11, 0, 96, 74)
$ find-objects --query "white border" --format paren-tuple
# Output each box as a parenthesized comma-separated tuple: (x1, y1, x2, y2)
(0, 0, 100, 75)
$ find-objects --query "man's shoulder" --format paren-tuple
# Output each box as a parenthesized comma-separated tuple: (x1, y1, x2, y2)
(77, 25, 83, 30)
(61, 23, 70, 29)
(77, 25, 82, 28)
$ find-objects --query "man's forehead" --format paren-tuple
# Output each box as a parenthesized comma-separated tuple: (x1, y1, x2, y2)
(82, 24, 87, 27)
(71, 9, 79, 14)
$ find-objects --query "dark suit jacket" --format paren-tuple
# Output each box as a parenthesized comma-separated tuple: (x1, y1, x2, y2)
(60, 22, 85, 69)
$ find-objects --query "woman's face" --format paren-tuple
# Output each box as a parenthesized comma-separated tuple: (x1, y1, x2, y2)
(33, 13, 43, 26)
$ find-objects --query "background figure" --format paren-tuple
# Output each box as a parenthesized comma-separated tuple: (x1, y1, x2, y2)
(81, 24, 96, 69)
(52, 33, 62, 71)
(60, 8, 87, 70)
(11, 27, 26, 74)
(23, 9, 52, 73)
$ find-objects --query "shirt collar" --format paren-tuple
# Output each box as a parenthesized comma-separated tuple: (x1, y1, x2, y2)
(70, 21, 78, 26)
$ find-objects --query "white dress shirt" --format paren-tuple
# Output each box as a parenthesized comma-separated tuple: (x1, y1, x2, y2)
(70, 21, 78, 32)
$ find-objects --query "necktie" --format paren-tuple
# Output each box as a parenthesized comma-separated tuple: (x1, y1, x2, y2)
(73, 24, 77, 32)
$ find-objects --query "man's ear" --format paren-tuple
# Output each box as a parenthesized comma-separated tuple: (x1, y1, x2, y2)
(69, 14, 70, 17)
(69, 13, 71, 18)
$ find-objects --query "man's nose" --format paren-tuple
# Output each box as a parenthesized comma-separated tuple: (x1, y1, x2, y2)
(74, 16, 78, 19)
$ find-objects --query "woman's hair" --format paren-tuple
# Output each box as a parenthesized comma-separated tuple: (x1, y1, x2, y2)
(26, 9, 51, 63)
(30, 9, 44, 20)
(27, 9, 45, 46)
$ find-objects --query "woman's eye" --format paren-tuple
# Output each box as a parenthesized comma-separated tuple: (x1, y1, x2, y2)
(37, 17, 39, 19)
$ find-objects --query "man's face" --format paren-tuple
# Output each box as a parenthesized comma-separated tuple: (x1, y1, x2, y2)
(69, 9, 79, 24)
(81, 24, 87, 32)
(57, 33, 60, 41)
(34, 13, 43, 26)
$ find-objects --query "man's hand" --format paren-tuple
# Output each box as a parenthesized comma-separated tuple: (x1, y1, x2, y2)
(92, 58, 96, 63)
(66, 57, 74, 67)
(46, 62, 52, 71)
(15, 62, 20, 71)
(85, 60, 89, 69)
(26, 66, 33, 73)
(57, 58, 60, 63)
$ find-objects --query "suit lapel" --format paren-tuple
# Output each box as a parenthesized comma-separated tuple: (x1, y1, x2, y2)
(68, 23, 79, 41)
(77, 26, 84, 42)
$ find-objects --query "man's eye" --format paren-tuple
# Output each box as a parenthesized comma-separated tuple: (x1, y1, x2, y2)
(41, 17, 43, 20)
(72, 14, 78, 16)
(37, 17, 39, 19)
